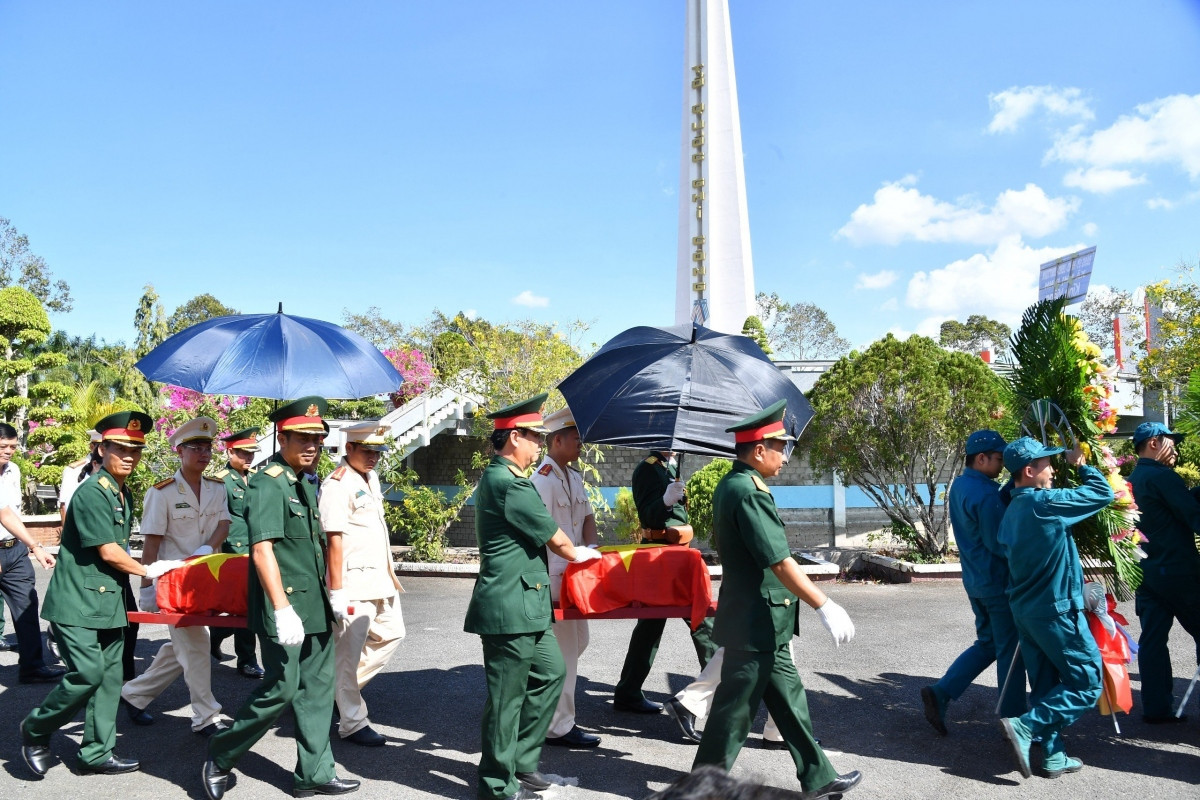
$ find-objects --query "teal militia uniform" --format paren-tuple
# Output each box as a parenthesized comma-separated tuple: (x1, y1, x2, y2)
(465, 455, 565, 800)
(209, 465, 260, 669)
(614, 454, 717, 704)
(208, 451, 338, 791)
(997, 462, 1112, 762)
(22, 468, 133, 767)
(1127, 456, 1200, 718)
(693, 461, 838, 790)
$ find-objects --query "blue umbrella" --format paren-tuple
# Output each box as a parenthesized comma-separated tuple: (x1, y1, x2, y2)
(557, 322, 813, 458)
(135, 308, 403, 399)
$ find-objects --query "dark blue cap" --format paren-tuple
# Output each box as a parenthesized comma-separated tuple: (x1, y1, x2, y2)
(1003, 437, 1065, 473)
(965, 429, 1007, 456)
(1133, 421, 1184, 447)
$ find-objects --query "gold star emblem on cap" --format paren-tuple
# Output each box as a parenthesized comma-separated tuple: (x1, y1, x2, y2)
(129, 419, 142, 431)
(306, 404, 319, 416)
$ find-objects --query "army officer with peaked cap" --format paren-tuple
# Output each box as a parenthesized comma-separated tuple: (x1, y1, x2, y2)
(465, 393, 603, 800)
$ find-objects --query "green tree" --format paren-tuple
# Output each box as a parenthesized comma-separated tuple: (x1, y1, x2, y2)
(134, 283, 169, 359)
(167, 293, 238, 334)
(939, 314, 1013, 359)
(342, 306, 407, 350)
(807, 334, 1003, 557)
(1076, 286, 1135, 360)
(741, 315, 772, 356)
(1139, 264, 1200, 398)
(686, 458, 733, 543)
(754, 292, 850, 359)
(0, 286, 67, 439)
(0, 217, 72, 312)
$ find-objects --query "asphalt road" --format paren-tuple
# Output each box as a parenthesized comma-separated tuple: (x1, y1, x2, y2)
(2, 570, 1198, 800)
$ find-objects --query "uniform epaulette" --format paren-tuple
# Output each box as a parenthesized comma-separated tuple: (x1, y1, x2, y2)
(751, 474, 771, 494)
(537, 463, 553, 476)
(98, 475, 114, 492)
(264, 464, 285, 478)
(154, 476, 176, 490)
(203, 474, 223, 482)
(507, 464, 526, 478)
(645, 455, 660, 465)
(68, 456, 90, 468)
(330, 466, 347, 481)
(214, 468, 230, 479)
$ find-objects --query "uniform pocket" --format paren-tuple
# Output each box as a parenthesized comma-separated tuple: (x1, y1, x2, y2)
(520, 572, 551, 620)
(169, 505, 198, 523)
(285, 504, 310, 538)
(281, 574, 312, 602)
(82, 578, 122, 619)
(765, 587, 796, 608)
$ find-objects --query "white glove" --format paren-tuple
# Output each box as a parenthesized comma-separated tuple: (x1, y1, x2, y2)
(144, 559, 188, 580)
(328, 588, 351, 622)
(274, 604, 305, 646)
(191, 545, 214, 557)
(662, 481, 685, 507)
(139, 584, 158, 612)
(815, 598, 855, 647)
(571, 547, 602, 564)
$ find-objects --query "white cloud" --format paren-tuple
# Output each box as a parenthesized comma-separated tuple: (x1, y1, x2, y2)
(511, 291, 548, 308)
(1147, 197, 1176, 210)
(1062, 167, 1146, 193)
(988, 86, 1093, 134)
(1082, 222, 1098, 237)
(879, 297, 899, 312)
(837, 177, 1078, 246)
(905, 235, 1085, 323)
(1047, 93, 1200, 179)
(855, 270, 897, 290)
(463, 309, 479, 320)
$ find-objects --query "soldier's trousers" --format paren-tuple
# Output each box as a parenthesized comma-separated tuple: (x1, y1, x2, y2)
(333, 594, 406, 737)
(615, 616, 716, 703)
(693, 642, 838, 792)
(1136, 576, 1200, 718)
(1013, 610, 1102, 758)
(934, 593, 1026, 717)
(209, 631, 336, 791)
(210, 626, 259, 669)
(22, 623, 124, 767)
(478, 628, 565, 800)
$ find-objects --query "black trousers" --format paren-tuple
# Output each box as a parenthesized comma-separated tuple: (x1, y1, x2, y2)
(0, 541, 48, 676)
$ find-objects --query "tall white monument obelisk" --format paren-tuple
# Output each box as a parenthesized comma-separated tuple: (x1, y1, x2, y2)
(675, 0, 755, 333)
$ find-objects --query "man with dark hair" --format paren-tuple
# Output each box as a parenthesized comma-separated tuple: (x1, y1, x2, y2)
(1127, 421, 1200, 723)
(614, 450, 716, 714)
(0, 421, 64, 683)
(466, 394, 602, 800)
(997, 437, 1113, 780)
(922, 429, 1025, 734)
(693, 401, 861, 800)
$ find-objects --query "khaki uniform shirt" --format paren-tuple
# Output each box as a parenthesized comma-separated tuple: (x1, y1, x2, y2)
(319, 460, 395, 600)
(142, 469, 231, 560)
(530, 457, 593, 581)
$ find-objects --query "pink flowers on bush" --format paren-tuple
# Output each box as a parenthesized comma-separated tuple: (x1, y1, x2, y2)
(383, 347, 434, 408)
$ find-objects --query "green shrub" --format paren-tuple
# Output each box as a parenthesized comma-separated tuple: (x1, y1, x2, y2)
(1175, 462, 1200, 488)
(611, 487, 641, 542)
(380, 463, 473, 563)
(686, 458, 732, 543)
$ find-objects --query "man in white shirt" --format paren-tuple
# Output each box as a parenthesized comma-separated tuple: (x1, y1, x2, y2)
(530, 408, 601, 749)
(120, 417, 231, 734)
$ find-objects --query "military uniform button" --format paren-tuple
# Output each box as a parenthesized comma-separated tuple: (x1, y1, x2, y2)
(286, 587, 294, 594)
(99, 586, 106, 593)
(784, 598, 790, 606)
(536, 583, 542, 590)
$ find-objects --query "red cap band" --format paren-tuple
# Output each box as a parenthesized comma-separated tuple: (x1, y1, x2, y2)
(734, 420, 785, 443)
(493, 412, 544, 430)
(225, 438, 257, 450)
(104, 428, 146, 444)
(275, 415, 325, 433)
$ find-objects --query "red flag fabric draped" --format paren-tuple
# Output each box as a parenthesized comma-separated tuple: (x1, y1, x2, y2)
(561, 545, 713, 629)
(1086, 593, 1133, 715)
(156, 553, 250, 616)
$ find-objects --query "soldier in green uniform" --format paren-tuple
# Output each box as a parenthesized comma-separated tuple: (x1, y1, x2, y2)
(613, 450, 717, 713)
(20, 411, 188, 777)
(693, 401, 862, 800)
(203, 399, 359, 800)
(209, 427, 265, 679)
(465, 394, 602, 800)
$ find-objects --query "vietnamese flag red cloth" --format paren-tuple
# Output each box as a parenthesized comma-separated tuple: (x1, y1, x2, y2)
(1086, 593, 1133, 715)
(561, 544, 713, 630)
(156, 553, 250, 616)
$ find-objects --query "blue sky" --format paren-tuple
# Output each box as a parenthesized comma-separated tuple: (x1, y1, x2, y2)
(2, 1, 1198, 354)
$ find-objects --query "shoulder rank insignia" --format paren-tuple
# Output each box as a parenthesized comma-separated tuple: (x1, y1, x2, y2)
(537, 463, 553, 476)
(153, 476, 176, 490)
(203, 474, 223, 482)
(645, 455, 659, 465)
(98, 475, 114, 492)
(751, 474, 771, 494)
(330, 466, 347, 481)
(264, 464, 285, 478)
(507, 464, 526, 478)
(214, 468, 229, 479)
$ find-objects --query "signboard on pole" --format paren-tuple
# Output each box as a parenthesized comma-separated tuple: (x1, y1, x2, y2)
(1039, 246, 1096, 305)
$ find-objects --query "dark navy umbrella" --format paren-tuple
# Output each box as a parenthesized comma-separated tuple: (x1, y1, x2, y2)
(135, 308, 403, 399)
(557, 322, 813, 458)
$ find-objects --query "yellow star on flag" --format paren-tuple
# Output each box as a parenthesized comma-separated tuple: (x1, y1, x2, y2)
(598, 543, 666, 572)
(190, 552, 241, 581)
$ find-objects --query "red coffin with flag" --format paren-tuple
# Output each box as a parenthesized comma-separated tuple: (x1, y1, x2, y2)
(561, 545, 713, 629)
(156, 553, 250, 616)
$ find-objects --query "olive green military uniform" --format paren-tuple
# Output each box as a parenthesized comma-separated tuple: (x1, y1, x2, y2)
(209, 465, 260, 669)
(614, 454, 717, 705)
(693, 460, 837, 791)
(465, 455, 565, 800)
(208, 452, 338, 791)
(22, 468, 133, 768)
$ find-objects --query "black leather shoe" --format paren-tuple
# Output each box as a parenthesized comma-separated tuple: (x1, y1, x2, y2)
(0, 636, 14, 651)
(516, 771, 551, 791)
(343, 726, 386, 747)
(613, 697, 663, 714)
(238, 663, 265, 679)
(196, 720, 230, 736)
(78, 754, 140, 774)
(210, 644, 234, 662)
(293, 777, 361, 796)
(121, 698, 154, 726)
(665, 698, 702, 743)
(203, 759, 231, 800)
(801, 770, 862, 800)
(22, 742, 53, 776)
(503, 790, 542, 800)
(19, 665, 66, 684)
(545, 725, 601, 748)
(1144, 713, 1187, 724)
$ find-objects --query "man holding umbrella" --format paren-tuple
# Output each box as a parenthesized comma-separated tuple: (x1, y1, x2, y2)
(613, 450, 716, 714)
(465, 393, 602, 800)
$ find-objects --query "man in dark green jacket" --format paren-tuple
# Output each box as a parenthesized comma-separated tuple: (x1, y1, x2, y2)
(1127, 421, 1200, 723)
(465, 394, 601, 800)
(692, 401, 861, 800)
(613, 451, 717, 714)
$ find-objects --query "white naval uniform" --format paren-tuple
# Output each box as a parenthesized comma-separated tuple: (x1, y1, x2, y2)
(319, 460, 405, 738)
(530, 455, 595, 738)
(58, 460, 88, 511)
(121, 469, 230, 730)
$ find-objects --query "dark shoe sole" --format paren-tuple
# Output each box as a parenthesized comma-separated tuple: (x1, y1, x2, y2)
(921, 687, 947, 736)
(517, 773, 552, 791)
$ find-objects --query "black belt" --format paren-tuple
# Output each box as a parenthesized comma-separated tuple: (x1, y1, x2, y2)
(0, 539, 17, 549)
